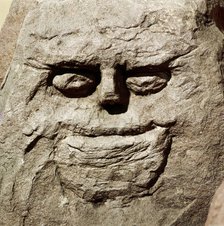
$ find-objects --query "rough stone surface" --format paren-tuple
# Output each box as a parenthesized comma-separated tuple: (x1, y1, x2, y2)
(0, 0, 224, 225)
(0, 0, 38, 84)
(206, 180, 224, 226)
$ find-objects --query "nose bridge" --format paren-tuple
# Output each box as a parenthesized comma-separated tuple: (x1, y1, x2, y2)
(99, 67, 120, 104)
(98, 66, 130, 114)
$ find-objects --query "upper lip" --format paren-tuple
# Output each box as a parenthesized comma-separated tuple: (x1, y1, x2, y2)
(55, 120, 175, 137)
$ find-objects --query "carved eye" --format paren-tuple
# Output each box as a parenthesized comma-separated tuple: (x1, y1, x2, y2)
(51, 68, 100, 97)
(126, 71, 170, 95)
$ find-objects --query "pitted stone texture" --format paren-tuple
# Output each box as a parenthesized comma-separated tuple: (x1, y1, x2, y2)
(0, 0, 224, 226)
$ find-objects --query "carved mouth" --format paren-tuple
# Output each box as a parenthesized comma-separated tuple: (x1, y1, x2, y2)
(55, 125, 170, 167)
(73, 121, 157, 137)
(54, 125, 172, 203)
(56, 119, 175, 137)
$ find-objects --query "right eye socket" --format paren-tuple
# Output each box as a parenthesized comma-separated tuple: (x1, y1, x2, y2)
(126, 71, 170, 95)
(51, 68, 100, 97)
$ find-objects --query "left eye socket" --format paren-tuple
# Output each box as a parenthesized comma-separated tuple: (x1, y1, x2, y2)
(51, 68, 101, 97)
(126, 72, 170, 95)
(53, 73, 95, 90)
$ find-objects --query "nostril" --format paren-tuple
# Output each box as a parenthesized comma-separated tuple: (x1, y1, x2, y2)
(99, 93, 129, 114)
(100, 103, 128, 115)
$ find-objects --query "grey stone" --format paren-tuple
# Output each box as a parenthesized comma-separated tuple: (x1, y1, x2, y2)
(0, 0, 38, 84)
(0, 0, 224, 225)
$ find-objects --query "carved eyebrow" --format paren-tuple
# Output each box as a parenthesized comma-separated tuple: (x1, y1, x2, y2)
(25, 58, 51, 70)
(26, 57, 101, 72)
(126, 64, 171, 77)
(50, 65, 101, 75)
(48, 60, 100, 71)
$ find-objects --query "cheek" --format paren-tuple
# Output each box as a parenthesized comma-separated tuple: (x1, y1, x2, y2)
(128, 90, 178, 125)
(23, 100, 100, 139)
(59, 96, 102, 124)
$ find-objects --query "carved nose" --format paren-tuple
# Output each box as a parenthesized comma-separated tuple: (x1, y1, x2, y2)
(98, 67, 129, 114)
(99, 68, 121, 105)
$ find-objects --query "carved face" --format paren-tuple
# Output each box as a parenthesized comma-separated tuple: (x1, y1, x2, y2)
(2, 0, 223, 204)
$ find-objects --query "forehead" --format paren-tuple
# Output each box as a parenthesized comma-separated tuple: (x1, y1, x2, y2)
(21, 0, 197, 68)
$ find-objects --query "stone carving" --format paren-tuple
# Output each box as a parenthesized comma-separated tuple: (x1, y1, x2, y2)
(0, 0, 224, 225)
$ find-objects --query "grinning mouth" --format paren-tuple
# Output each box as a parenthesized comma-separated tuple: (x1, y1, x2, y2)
(55, 125, 171, 167)
(54, 124, 173, 203)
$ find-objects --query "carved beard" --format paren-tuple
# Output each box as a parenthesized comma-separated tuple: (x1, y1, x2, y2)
(53, 125, 171, 203)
